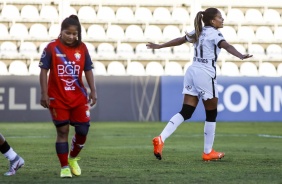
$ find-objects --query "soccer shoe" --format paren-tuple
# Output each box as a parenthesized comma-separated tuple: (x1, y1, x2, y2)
(152, 136, 164, 160)
(4, 155, 25, 176)
(68, 157, 81, 176)
(60, 167, 72, 178)
(202, 149, 225, 161)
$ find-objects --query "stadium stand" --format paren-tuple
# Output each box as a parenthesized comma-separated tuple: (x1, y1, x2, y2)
(96, 6, 115, 21)
(221, 62, 240, 76)
(0, 0, 281, 76)
(29, 24, 49, 39)
(93, 61, 107, 75)
(107, 61, 126, 75)
(106, 25, 125, 40)
(164, 61, 183, 76)
(8, 60, 29, 75)
(48, 24, 60, 38)
(135, 7, 153, 22)
(266, 44, 282, 59)
(21, 5, 40, 20)
(263, 9, 281, 24)
(0, 41, 18, 58)
(87, 24, 107, 40)
(19, 42, 38, 58)
(116, 43, 135, 59)
(78, 6, 96, 21)
(245, 9, 263, 24)
(0, 24, 9, 38)
(171, 7, 189, 23)
(240, 62, 259, 76)
(127, 61, 145, 76)
(40, 5, 59, 20)
(145, 61, 164, 76)
(116, 7, 135, 22)
(9, 23, 29, 39)
(124, 25, 144, 40)
(277, 63, 282, 76)
(258, 62, 277, 77)
(28, 61, 40, 75)
(1, 4, 20, 20)
(0, 61, 9, 75)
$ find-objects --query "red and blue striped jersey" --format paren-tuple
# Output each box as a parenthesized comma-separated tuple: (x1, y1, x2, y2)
(39, 39, 93, 108)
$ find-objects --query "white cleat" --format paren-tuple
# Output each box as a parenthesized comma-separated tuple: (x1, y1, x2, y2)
(4, 155, 25, 176)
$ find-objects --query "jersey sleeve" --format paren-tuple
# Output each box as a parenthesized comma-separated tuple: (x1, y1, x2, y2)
(185, 30, 195, 42)
(83, 45, 94, 71)
(39, 43, 52, 69)
(214, 31, 225, 48)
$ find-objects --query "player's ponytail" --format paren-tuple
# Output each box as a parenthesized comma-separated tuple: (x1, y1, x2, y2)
(60, 14, 82, 46)
(186, 8, 219, 44)
(186, 11, 203, 43)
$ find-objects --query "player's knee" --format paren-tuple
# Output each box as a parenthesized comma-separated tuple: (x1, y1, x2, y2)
(179, 104, 196, 120)
(75, 123, 90, 136)
(205, 109, 217, 122)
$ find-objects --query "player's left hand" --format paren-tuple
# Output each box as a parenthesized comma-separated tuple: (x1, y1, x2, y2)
(241, 54, 253, 60)
(89, 91, 97, 106)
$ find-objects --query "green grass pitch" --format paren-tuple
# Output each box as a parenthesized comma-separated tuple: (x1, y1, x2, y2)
(0, 122, 281, 184)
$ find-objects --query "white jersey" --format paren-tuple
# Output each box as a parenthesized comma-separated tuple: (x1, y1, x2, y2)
(185, 26, 225, 78)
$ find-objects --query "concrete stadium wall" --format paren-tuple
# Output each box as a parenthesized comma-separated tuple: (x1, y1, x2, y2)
(0, 76, 160, 122)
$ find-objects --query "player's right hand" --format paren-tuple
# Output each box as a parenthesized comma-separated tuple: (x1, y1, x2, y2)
(40, 94, 50, 108)
(146, 42, 161, 49)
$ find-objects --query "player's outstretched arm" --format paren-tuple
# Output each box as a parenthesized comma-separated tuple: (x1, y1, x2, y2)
(219, 40, 253, 60)
(146, 36, 186, 49)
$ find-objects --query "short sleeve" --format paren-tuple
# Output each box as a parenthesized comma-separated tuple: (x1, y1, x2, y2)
(39, 43, 52, 69)
(214, 31, 225, 48)
(185, 30, 195, 42)
(83, 46, 94, 71)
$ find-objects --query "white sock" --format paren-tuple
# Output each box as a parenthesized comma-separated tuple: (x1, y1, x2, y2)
(4, 148, 17, 161)
(160, 113, 184, 142)
(204, 121, 216, 154)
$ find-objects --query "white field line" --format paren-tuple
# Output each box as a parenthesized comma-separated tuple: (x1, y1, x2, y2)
(6, 136, 51, 139)
(257, 134, 282, 139)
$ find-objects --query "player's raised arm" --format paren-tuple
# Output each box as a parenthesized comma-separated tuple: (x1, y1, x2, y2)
(219, 40, 253, 60)
(146, 36, 186, 49)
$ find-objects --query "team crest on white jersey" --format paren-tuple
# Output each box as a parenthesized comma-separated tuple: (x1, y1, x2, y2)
(185, 85, 192, 91)
(199, 91, 205, 98)
(74, 52, 81, 61)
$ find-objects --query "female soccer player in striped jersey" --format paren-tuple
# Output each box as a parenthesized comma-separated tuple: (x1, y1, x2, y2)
(39, 15, 97, 177)
(147, 8, 252, 161)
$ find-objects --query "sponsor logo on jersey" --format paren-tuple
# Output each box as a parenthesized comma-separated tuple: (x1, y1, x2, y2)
(57, 61, 80, 76)
(56, 54, 66, 57)
(61, 78, 77, 91)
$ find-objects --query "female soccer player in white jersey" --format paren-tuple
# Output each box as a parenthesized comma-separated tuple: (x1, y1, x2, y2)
(146, 8, 252, 161)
